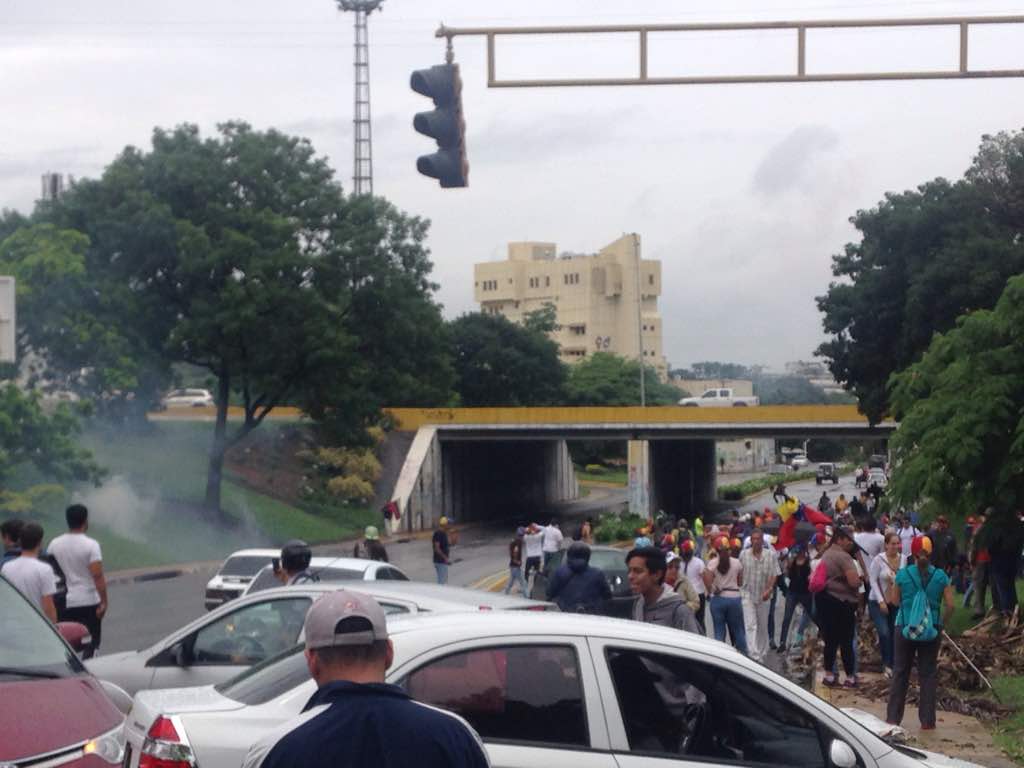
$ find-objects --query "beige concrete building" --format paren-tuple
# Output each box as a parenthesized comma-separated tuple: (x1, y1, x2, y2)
(474, 234, 668, 377)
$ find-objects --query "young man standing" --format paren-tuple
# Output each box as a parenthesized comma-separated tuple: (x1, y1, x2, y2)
(540, 519, 564, 574)
(1, 518, 24, 566)
(432, 517, 451, 585)
(738, 529, 780, 663)
(679, 539, 707, 632)
(626, 546, 700, 633)
(2, 522, 58, 621)
(504, 527, 528, 596)
(48, 504, 107, 658)
(243, 590, 490, 768)
(522, 524, 544, 586)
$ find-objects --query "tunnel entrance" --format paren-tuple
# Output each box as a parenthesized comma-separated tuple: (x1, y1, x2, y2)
(649, 439, 717, 522)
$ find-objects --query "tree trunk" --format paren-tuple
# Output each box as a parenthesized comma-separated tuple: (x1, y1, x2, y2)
(203, 373, 231, 517)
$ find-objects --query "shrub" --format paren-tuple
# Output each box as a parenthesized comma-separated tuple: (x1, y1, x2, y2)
(584, 464, 607, 474)
(327, 475, 374, 504)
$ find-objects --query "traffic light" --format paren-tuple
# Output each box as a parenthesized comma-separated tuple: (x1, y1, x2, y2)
(411, 63, 468, 188)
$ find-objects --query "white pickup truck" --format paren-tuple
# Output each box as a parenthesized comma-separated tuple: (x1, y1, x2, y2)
(678, 388, 760, 407)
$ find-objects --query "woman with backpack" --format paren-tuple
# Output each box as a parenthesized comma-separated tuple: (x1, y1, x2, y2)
(813, 528, 862, 688)
(886, 536, 954, 730)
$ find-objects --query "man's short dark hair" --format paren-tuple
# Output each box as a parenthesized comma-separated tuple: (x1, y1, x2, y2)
(18, 522, 44, 551)
(312, 640, 389, 667)
(1, 518, 25, 544)
(626, 546, 667, 582)
(66, 504, 89, 529)
(863, 517, 878, 532)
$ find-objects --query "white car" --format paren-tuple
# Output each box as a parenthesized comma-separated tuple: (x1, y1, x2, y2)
(204, 549, 280, 610)
(123, 611, 982, 768)
(240, 556, 409, 597)
(88, 572, 431, 696)
(160, 388, 215, 408)
(791, 453, 810, 469)
(867, 469, 889, 488)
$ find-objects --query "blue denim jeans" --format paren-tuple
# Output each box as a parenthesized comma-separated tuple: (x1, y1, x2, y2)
(434, 563, 449, 584)
(868, 600, 896, 668)
(505, 566, 528, 595)
(710, 595, 748, 655)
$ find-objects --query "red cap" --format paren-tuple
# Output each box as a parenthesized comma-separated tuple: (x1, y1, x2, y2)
(680, 539, 695, 553)
(911, 536, 933, 557)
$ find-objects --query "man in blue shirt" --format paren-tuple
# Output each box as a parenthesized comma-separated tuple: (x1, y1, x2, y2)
(244, 589, 489, 768)
(886, 536, 954, 731)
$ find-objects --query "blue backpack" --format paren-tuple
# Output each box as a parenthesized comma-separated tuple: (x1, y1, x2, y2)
(898, 566, 938, 642)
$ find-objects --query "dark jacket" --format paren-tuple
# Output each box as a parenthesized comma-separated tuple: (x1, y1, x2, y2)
(243, 681, 489, 768)
(546, 550, 611, 613)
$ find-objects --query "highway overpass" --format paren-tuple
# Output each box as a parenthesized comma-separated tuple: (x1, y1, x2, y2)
(384, 406, 896, 531)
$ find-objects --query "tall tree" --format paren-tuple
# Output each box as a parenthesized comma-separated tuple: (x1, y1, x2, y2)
(26, 122, 449, 515)
(817, 130, 1024, 423)
(565, 352, 680, 406)
(449, 312, 566, 407)
(888, 273, 1024, 513)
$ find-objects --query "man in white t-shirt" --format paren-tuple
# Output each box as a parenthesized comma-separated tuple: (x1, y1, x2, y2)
(854, 518, 886, 560)
(896, 517, 920, 556)
(48, 504, 107, 658)
(522, 524, 545, 585)
(540, 520, 564, 574)
(2, 522, 58, 621)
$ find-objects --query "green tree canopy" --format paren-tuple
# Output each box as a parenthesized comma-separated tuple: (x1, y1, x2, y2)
(888, 273, 1024, 514)
(448, 312, 566, 407)
(565, 352, 680, 406)
(817, 129, 1024, 423)
(15, 122, 450, 514)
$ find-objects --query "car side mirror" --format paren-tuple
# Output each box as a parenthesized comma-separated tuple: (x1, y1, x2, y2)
(172, 641, 193, 668)
(56, 621, 92, 653)
(829, 739, 858, 768)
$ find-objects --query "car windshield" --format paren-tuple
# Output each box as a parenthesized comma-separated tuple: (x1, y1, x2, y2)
(588, 549, 628, 574)
(215, 643, 308, 706)
(246, 565, 366, 595)
(0, 577, 85, 679)
(220, 555, 276, 577)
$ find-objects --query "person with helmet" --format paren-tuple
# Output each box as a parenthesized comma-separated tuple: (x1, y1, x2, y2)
(546, 542, 612, 614)
(353, 527, 388, 562)
(279, 540, 318, 585)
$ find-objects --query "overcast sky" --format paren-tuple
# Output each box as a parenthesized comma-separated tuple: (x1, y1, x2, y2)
(3, 0, 1023, 371)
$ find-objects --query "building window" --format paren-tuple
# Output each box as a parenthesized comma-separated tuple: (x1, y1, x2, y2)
(545, 276, 550, 287)
(648, 274, 654, 285)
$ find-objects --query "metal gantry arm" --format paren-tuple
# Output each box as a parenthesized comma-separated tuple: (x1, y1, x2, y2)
(435, 15, 1024, 87)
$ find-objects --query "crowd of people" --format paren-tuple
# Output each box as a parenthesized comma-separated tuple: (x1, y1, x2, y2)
(491, 488, 1022, 734)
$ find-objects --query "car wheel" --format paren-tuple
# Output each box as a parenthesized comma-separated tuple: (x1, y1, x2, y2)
(732, 402, 748, 407)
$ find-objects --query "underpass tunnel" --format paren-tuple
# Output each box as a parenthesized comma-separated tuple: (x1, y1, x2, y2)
(441, 439, 577, 524)
(649, 439, 717, 522)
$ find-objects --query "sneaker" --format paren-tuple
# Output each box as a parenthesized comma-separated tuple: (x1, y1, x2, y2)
(843, 676, 859, 688)
(822, 675, 839, 688)
(883, 667, 893, 679)
(769, 641, 778, 651)
(920, 724, 936, 731)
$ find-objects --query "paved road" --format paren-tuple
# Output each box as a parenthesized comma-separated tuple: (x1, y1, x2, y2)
(99, 485, 628, 655)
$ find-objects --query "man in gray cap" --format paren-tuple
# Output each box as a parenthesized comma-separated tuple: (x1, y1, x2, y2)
(243, 589, 490, 768)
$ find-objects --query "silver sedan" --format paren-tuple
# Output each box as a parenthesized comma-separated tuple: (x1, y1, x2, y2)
(124, 611, 982, 768)
(88, 581, 550, 696)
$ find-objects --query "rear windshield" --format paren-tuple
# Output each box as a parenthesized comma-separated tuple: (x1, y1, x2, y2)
(588, 549, 627, 574)
(220, 555, 275, 577)
(216, 644, 308, 705)
(246, 565, 365, 595)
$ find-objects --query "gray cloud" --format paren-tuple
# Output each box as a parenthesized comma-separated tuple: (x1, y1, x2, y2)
(752, 125, 840, 197)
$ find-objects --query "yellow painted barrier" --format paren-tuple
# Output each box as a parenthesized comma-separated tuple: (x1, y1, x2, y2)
(386, 405, 890, 431)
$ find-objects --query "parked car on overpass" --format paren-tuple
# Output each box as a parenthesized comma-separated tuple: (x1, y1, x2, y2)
(678, 387, 760, 407)
(87, 581, 551, 696)
(123, 611, 982, 768)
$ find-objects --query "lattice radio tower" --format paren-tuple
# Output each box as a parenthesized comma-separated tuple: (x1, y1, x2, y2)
(337, 0, 383, 196)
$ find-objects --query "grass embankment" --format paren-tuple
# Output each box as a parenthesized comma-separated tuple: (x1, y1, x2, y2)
(576, 465, 628, 486)
(9, 421, 373, 570)
(946, 580, 1024, 637)
(593, 512, 648, 544)
(717, 470, 819, 501)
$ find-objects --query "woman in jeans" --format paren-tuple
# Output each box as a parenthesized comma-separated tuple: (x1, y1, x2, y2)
(868, 532, 904, 677)
(778, 544, 814, 651)
(703, 536, 748, 655)
(817, 528, 862, 688)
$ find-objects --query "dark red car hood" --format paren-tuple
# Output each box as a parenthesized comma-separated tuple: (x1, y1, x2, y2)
(0, 675, 123, 761)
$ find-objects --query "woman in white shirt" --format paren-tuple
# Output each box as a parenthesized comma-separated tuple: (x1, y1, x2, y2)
(868, 532, 905, 677)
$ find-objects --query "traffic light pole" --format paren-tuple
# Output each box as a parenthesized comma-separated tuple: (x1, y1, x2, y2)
(434, 14, 1024, 88)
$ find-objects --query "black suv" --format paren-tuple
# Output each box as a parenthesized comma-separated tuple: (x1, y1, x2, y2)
(816, 462, 839, 484)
